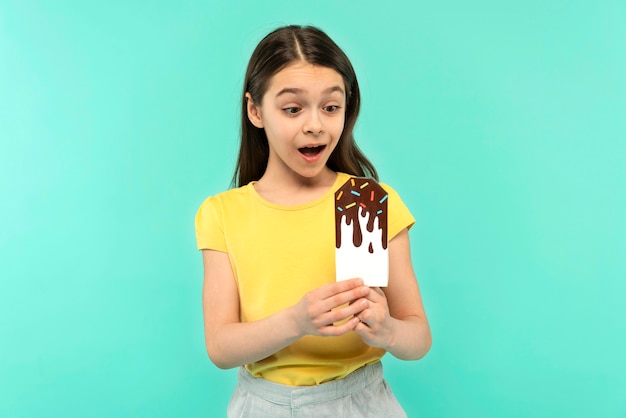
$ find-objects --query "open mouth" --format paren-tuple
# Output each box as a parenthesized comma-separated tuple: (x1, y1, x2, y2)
(298, 145, 326, 157)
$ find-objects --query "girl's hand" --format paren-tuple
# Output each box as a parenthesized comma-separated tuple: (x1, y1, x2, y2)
(354, 287, 394, 349)
(292, 278, 370, 337)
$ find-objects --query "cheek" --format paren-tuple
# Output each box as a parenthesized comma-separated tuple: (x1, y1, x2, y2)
(264, 118, 294, 144)
(330, 117, 346, 139)
(272, 121, 295, 140)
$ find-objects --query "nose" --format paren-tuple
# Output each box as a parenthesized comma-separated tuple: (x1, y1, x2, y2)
(303, 110, 323, 135)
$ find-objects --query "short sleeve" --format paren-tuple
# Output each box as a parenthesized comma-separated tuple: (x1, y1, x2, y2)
(194, 196, 228, 252)
(380, 183, 415, 240)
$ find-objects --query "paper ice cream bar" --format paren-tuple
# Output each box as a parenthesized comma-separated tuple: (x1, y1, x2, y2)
(335, 177, 389, 287)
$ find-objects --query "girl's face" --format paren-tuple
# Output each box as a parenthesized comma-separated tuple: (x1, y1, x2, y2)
(246, 61, 346, 183)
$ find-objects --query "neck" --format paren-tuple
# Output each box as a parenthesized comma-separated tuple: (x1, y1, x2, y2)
(254, 168, 338, 206)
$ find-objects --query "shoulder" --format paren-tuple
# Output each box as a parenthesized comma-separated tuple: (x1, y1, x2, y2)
(372, 177, 410, 203)
(197, 184, 253, 209)
(195, 185, 255, 228)
(378, 179, 415, 234)
(379, 181, 397, 194)
(196, 187, 254, 251)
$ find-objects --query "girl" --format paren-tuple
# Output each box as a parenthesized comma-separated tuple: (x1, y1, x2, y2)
(195, 25, 431, 417)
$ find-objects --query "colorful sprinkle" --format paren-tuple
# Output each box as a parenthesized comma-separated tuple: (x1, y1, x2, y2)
(360, 203, 366, 208)
(350, 190, 360, 196)
(379, 195, 388, 203)
(337, 207, 343, 211)
(336, 191, 343, 200)
(377, 210, 383, 214)
(345, 202, 356, 209)
(351, 179, 355, 186)
(370, 191, 374, 201)
(360, 182, 369, 189)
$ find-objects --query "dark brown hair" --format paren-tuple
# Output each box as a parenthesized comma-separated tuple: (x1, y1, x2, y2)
(232, 25, 378, 187)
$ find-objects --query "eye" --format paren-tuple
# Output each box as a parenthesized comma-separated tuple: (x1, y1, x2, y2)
(283, 107, 301, 115)
(324, 105, 340, 113)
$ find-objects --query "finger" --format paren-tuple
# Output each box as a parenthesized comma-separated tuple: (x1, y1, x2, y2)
(354, 318, 371, 334)
(319, 316, 360, 336)
(358, 309, 373, 327)
(372, 287, 385, 296)
(317, 298, 368, 327)
(365, 287, 387, 302)
(316, 278, 364, 299)
(320, 285, 369, 312)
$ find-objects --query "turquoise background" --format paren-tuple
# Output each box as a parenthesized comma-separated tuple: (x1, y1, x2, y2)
(1, 1, 625, 416)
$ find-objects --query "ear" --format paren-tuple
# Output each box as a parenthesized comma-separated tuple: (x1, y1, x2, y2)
(245, 93, 264, 128)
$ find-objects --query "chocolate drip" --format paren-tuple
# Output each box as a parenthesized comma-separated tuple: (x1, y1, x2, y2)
(351, 216, 362, 247)
(334, 177, 388, 250)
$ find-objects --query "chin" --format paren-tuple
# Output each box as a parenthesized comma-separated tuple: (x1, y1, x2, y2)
(294, 166, 330, 180)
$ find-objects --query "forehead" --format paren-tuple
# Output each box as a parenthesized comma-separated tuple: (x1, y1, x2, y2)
(266, 61, 345, 94)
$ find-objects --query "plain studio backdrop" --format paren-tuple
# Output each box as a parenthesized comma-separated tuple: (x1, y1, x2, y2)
(1, 1, 625, 417)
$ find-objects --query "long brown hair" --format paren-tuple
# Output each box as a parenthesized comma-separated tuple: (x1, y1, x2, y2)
(232, 25, 378, 187)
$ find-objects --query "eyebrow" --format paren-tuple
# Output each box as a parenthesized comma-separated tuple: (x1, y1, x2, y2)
(275, 85, 345, 98)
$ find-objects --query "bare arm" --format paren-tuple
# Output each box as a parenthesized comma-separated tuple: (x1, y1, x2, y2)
(354, 228, 432, 360)
(201, 249, 370, 369)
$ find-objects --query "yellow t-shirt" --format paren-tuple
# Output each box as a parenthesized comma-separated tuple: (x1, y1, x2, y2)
(195, 172, 415, 386)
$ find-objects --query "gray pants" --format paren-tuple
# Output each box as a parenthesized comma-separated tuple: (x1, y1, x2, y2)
(227, 361, 407, 417)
